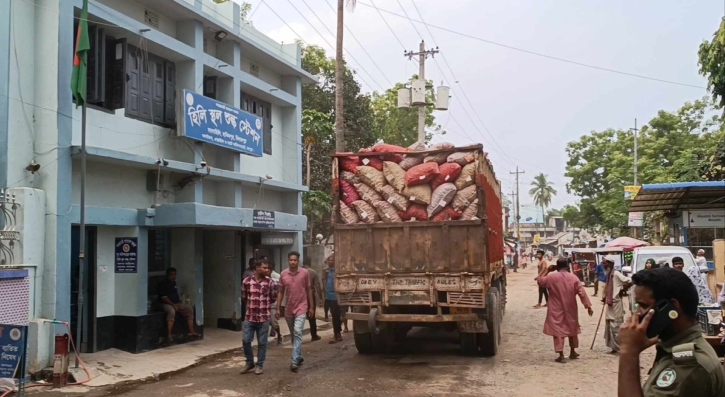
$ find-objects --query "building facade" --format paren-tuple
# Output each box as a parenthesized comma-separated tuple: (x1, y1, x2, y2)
(0, 0, 313, 370)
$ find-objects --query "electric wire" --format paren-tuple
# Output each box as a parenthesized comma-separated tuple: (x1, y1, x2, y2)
(316, 0, 394, 86)
(357, 1, 707, 89)
(276, 0, 385, 91)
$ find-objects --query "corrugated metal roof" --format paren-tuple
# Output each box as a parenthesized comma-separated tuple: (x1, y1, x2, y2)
(629, 181, 725, 212)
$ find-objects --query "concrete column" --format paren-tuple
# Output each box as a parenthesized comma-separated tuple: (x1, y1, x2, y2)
(202, 231, 239, 329)
(171, 229, 204, 325)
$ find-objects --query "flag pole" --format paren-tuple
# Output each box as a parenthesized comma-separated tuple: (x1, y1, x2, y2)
(76, 101, 87, 368)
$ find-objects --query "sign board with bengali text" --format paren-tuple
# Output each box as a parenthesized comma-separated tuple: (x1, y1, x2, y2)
(177, 90, 263, 157)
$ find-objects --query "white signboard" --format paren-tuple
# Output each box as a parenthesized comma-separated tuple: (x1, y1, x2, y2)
(687, 210, 725, 229)
(628, 212, 644, 227)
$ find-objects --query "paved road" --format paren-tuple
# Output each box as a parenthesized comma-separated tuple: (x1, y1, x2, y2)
(38, 268, 642, 397)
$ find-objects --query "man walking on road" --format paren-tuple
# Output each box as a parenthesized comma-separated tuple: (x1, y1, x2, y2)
(303, 256, 323, 342)
(594, 259, 607, 298)
(323, 255, 344, 344)
(537, 258, 594, 363)
(534, 250, 549, 308)
(277, 251, 314, 372)
(241, 259, 278, 375)
(602, 255, 631, 354)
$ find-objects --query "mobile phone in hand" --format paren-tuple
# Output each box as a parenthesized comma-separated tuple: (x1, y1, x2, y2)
(639, 299, 677, 339)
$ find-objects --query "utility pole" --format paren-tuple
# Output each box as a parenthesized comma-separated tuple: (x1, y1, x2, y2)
(405, 41, 439, 143)
(510, 167, 525, 245)
(508, 190, 516, 237)
(630, 118, 639, 239)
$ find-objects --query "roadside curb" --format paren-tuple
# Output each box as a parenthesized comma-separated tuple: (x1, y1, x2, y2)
(67, 322, 333, 389)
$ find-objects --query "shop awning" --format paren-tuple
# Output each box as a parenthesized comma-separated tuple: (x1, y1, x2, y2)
(629, 181, 725, 212)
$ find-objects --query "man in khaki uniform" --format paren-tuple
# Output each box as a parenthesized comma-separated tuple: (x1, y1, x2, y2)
(618, 267, 725, 397)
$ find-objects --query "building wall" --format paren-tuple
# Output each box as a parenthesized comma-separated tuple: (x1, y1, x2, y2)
(3, 0, 308, 368)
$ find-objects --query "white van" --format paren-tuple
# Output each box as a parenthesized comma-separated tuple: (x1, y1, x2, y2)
(626, 246, 706, 275)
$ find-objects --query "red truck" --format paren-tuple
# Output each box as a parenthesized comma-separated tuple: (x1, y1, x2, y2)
(331, 144, 506, 356)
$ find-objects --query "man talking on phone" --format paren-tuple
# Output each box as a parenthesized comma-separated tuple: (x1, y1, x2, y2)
(618, 267, 725, 397)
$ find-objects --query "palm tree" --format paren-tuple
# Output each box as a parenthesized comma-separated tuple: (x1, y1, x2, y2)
(529, 173, 557, 240)
(335, 0, 355, 152)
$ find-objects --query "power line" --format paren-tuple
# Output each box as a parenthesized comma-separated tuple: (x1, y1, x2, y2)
(395, 0, 425, 40)
(316, 0, 394, 87)
(276, 0, 386, 91)
(356, 1, 706, 89)
(370, 0, 406, 50)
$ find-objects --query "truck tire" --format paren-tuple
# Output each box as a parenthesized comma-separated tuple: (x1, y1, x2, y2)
(353, 326, 376, 354)
(459, 332, 478, 356)
(479, 287, 501, 357)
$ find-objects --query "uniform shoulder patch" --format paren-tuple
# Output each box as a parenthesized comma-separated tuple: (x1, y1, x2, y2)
(672, 342, 697, 365)
(656, 368, 677, 388)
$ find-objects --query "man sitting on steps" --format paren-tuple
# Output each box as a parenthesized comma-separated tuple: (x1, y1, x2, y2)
(158, 267, 201, 342)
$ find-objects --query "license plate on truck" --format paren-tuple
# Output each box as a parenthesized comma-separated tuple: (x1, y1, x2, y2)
(388, 276, 429, 290)
(458, 320, 487, 333)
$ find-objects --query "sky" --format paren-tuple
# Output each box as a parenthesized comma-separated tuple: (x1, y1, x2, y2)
(236, 0, 722, 209)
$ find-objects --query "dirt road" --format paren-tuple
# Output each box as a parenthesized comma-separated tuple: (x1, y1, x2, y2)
(38, 267, 647, 397)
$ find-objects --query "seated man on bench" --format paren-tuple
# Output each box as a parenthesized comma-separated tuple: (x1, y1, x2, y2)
(158, 267, 201, 341)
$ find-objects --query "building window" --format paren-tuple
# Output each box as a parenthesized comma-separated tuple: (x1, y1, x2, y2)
(241, 92, 272, 155)
(72, 22, 176, 127)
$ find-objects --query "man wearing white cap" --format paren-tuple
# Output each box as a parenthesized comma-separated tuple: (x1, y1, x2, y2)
(602, 255, 631, 354)
(695, 249, 709, 270)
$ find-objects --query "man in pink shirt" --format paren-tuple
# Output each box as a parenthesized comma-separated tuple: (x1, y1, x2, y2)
(537, 258, 594, 363)
(276, 251, 314, 372)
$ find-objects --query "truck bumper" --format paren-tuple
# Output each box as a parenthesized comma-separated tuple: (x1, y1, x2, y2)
(345, 312, 479, 323)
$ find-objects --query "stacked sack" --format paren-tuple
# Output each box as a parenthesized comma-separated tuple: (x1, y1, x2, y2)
(338, 142, 481, 224)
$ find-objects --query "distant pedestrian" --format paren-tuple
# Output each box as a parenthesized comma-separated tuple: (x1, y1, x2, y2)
(240, 259, 278, 375)
(595, 259, 608, 298)
(534, 250, 549, 308)
(303, 256, 323, 342)
(276, 251, 314, 372)
(323, 255, 345, 343)
(537, 258, 593, 363)
(602, 255, 631, 354)
(267, 261, 283, 346)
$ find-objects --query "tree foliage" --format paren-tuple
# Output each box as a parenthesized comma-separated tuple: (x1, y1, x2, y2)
(529, 173, 557, 233)
(699, 19, 725, 108)
(370, 78, 443, 146)
(565, 98, 724, 234)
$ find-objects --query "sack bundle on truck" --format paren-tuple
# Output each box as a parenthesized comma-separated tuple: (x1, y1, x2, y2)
(330, 142, 506, 357)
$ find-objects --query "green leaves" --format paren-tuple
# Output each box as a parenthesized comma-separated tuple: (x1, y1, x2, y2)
(565, 97, 724, 234)
(699, 19, 725, 108)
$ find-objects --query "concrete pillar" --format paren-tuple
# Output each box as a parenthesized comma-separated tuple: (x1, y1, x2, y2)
(171, 228, 204, 325)
(202, 231, 240, 329)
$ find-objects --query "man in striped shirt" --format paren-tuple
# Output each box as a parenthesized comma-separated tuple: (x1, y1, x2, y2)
(240, 258, 278, 375)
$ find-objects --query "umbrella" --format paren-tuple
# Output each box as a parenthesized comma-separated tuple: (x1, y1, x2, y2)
(604, 236, 649, 249)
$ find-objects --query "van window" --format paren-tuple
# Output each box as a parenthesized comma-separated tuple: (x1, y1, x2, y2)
(634, 252, 696, 273)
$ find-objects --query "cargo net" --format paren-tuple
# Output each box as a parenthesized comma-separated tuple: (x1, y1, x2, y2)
(333, 142, 502, 234)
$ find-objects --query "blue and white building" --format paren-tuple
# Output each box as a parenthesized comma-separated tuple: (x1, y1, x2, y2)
(0, 0, 313, 370)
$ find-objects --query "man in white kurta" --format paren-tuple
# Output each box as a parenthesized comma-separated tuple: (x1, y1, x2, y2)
(603, 255, 631, 354)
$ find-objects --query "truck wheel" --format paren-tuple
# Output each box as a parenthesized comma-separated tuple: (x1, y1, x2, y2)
(353, 321, 376, 354)
(479, 287, 500, 357)
(459, 332, 478, 356)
